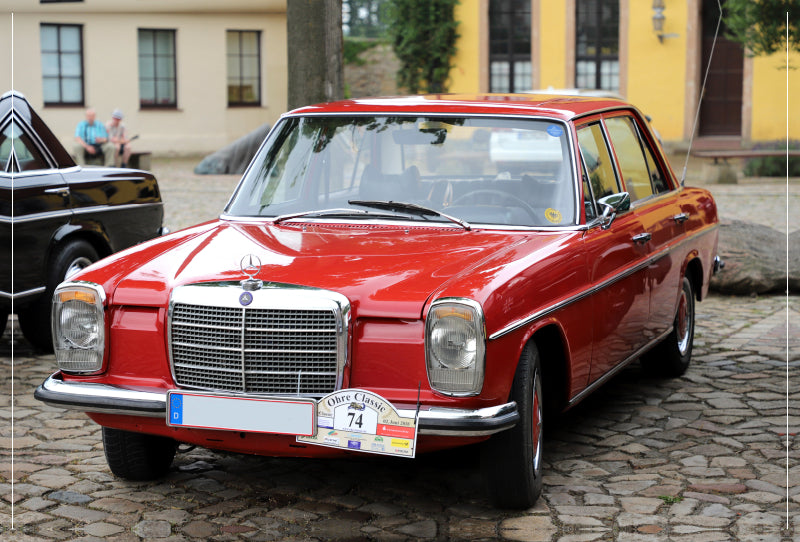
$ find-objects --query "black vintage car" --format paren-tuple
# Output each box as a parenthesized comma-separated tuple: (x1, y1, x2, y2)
(0, 91, 165, 350)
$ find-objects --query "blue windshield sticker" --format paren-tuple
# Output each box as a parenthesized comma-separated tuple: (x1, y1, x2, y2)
(546, 124, 563, 138)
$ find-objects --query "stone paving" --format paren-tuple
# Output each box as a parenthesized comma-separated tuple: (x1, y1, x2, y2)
(0, 157, 798, 540)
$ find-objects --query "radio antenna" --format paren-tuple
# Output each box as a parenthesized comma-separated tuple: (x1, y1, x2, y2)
(681, 0, 724, 186)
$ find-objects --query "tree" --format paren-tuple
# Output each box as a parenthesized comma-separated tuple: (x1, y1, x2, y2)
(723, 0, 800, 56)
(385, 0, 459, 93)
(287, 0, 345, 110)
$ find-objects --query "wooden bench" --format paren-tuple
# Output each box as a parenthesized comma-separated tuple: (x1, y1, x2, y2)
(690, 148, 800, 183)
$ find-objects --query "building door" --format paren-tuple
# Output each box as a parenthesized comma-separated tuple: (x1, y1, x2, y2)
(699, 0, 743, 136)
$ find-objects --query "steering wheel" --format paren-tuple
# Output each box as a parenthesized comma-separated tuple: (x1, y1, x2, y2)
(451, 189, 539, 222)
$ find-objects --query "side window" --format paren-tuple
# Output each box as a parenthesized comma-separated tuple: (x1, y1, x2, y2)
(0, 121, 49, 173)
(605, 116, 654, 202)
(577, 122, 619, 213)
(642, 140, 670, 194)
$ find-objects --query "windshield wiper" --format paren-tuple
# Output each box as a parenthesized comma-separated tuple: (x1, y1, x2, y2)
(273, 208, 402, 225)
(348, 200, 471, 231)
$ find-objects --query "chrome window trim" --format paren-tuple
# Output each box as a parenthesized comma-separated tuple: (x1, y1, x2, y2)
(0, 165, 81, 179)
(167, 281, 351, 397)
(489, 223, 719, 340)
(220, 213, 589, 232)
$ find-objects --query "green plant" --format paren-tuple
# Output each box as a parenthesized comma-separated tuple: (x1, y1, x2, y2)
(344, 38, 380, 66)
(658, 495, 684, 504)
(724, 0, 800, 57)
(385, 0, 459, 93)
(743, 140, 800, 177)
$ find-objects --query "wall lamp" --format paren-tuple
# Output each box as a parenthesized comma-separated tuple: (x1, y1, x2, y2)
(652, 0, 679, 43)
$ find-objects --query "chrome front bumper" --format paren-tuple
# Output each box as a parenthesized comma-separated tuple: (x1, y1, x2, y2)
(34, 373, 519, 437)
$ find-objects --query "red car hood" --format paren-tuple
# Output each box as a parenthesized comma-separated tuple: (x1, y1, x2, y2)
(100, 220, 571, 319)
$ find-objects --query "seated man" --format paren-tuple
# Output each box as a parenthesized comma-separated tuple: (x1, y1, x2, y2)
(73, 108, 112, 166)
(106, 109, 132, 168)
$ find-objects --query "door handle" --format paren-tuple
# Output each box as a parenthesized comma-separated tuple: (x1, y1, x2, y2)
(632, 232, 652, 245)
(45, 187, 70, 197)
(672, 212, 689, 224)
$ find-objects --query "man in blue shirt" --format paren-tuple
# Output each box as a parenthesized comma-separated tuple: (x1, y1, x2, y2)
(73, 108, 112, 166)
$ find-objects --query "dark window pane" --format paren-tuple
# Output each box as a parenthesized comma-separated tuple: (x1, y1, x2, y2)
(40, 24, 83, 105)
(575, 0, 619, 90)
(226, 30, 261, 105)
(138, 29, 177, 107)
(489, 0, 531, 92)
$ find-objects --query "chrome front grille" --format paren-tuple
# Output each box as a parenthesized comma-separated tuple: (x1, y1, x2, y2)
(168, 283, 350, 397)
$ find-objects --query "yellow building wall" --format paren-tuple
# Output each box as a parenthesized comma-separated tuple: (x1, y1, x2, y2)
(537, 1, 568, 90)
(751, 51, 800, 142)
(450, 0, 483, 93)
(625, 1, 687, 141)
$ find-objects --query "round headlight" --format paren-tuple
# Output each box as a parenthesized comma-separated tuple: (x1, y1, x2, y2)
(60, 300, 101, 348)
(429, 315, 477, 369)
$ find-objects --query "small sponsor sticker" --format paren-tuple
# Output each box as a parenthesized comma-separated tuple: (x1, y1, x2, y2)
(347, 440, 362, 450)
(391, 438, 411, 449)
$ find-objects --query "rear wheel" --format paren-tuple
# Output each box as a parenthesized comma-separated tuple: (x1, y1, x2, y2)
(18, 239, 99, 352)
(641, 275, 695, 377)
(481, 342, 544, 508)
(102, 427, 177, 481)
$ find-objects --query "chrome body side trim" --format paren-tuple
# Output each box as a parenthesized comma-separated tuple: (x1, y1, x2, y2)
(567, 326, 672, 407)
(2, 202, 163, 224)
(0, 286, 46, 300)
(34, 373, 519, 436)
(489, 223, 719, 340)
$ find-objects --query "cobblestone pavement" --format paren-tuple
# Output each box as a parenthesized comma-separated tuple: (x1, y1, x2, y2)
(1, 157, 798, 540)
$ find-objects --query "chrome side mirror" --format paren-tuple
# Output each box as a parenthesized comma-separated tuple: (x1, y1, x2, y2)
(597, 192, 630, 229)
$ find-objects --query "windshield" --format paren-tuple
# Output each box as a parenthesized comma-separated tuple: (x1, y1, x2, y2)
(226, 115, 577, 227)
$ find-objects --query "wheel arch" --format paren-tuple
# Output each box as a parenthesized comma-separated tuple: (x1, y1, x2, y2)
(683, 253, 704, 302)
(523, 321, 570, 416)
(49, 222, 113, 267)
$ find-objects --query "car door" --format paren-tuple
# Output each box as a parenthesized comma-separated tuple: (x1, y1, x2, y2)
(577, 118, 651, 384)
(0, 118, 72, 299)
(604, 113, 682, 342)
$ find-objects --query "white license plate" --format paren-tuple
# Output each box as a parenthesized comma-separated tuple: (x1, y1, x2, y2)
(166, 391, 316, 436)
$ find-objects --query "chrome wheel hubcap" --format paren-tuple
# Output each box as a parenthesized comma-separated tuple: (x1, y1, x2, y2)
(65, 257, 93, 281)
(676, 287, 693, 356)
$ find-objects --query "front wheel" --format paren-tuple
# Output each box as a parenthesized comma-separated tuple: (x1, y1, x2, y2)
(102, 427, 177, 481)
(641, 275, 695, 377)
(481, 342, 544, 508)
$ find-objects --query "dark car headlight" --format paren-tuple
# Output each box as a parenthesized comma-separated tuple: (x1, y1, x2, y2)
(52, 282, 105, 374)
(425, 298, 485, 396)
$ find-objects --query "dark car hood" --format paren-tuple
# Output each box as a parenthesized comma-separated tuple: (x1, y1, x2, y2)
(104, 220, 572, 318)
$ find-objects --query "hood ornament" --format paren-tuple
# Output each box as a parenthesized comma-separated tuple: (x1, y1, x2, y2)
(239, 254, 263, 293)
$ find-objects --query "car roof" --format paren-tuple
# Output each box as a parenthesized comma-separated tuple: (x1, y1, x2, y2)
(287, 93, 631, 121)
(0, 90, 76, 168)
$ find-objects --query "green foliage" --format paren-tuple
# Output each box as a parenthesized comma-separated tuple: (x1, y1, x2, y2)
(385, 0, 459, 93)
(658, 495, 684, 504)
(743, 141, 800, 176)
(723, 0, 800, 56)
(344, 38, 381, 66)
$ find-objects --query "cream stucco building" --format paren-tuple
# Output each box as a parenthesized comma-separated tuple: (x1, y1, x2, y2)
(1, 0, 287, 155)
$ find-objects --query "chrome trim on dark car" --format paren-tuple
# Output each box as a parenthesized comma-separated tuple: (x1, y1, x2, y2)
(34, 373, 519, 436)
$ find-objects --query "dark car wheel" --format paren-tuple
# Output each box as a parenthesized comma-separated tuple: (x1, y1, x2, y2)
(481, 341, 544, 509)
(641, 275, 695, 377)
(102, 427, 177, 481)
(18, 239, 100, 352)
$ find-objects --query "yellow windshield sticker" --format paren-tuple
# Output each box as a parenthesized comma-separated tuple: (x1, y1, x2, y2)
(545, 208, 562, 224)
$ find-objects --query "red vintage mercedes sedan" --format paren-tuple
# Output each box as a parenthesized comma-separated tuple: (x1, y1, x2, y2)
(36, 94, 720, 508)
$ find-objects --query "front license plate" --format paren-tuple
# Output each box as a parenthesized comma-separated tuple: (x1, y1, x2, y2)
(297, 389, 418, 458)
(166, 391, 316, 436)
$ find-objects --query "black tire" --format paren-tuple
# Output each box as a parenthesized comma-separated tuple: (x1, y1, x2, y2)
(481, 342, 544, 509)
(18, 239, 99, 352)
(641, 276, 695, 377)
(102, 427, 177, 481)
